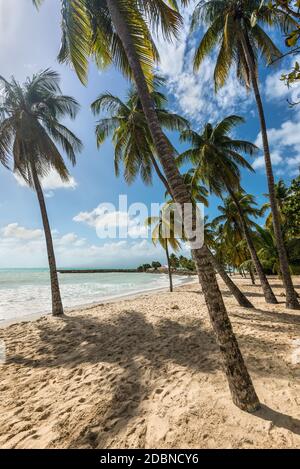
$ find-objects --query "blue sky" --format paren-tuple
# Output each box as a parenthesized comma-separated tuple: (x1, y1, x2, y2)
(0, 0, 299, 268)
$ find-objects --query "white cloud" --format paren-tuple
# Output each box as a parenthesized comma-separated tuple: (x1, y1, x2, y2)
(74, 205, 149, 239)
(156, 1, 251, 124)
(1, 223, 43, 241)
(253, 120, 300, 176)
(256, 120, 300, 149)
(58, 233, 79, 245)
(0, 223, 163, 268)
(252, 150, 283, 170)
(14, 170, 77, 191)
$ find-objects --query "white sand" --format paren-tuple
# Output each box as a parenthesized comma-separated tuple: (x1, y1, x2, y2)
(0, 276, 300, 449)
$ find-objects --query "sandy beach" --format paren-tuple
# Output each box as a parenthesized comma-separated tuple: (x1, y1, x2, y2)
(0, 276, 300, 449)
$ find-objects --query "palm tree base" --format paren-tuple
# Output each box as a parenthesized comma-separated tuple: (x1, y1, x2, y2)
(240, 299, 255, 309)
(265, 298, 279, 305)
(286, 300, 300, 310)
(53, 310, 64, 317)
(234, 398, 261, 413)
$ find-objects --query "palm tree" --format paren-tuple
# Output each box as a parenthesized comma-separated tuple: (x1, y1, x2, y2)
(176, 175, 255, 308)
(93, 82, 254, 306)
(256, 226, 282, 276)
(91, 81, 189, 194)
(192, 0, 299, 309)
(213, 194, 263, 278)
(146, 208, 181, 292)
(256, 225, 300, 277)
(179, 115, 277, 303)
(33, 0, 260, 412)
(0, 70, 82, 316)
(204, 216, 255, 306)
(262, 179, 289, 229)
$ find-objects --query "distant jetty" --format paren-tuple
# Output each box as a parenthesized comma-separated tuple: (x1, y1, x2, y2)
(57, 269, 196, 275)
(57, 269, 138, 274)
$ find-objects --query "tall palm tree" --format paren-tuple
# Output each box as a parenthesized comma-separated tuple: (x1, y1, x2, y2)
(146, 207, 181, 292)
(93, 81, 255, 307)
(192, 0, 299, 309)
(0, 69, 82, 316)
(33, 0, 260, 412)
(179, 115, 277, 303)
(91, 82, 189, 194)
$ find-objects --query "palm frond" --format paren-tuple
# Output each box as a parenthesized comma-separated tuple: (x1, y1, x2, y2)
(212, 115, 245, 138)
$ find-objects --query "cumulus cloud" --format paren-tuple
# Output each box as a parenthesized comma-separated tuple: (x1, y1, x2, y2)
(1, 223, 43, 241)
(253, 120, 300, 176)
(74, 203, 149, 239)
(0, 223, 164, 268)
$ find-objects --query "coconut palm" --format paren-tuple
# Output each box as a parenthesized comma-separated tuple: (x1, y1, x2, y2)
(256, 226, 282, 275)
(213, 193, 263, 238)
(94, 84, 253, 305)
(255, 225, 300, 275)
(213, 193, 264, 280)
(179, 115, 277, 303)
(192, 0, 299, 309)
(180, 170, 209, 207)
(33, 0, 260, 411)
(175, 176, 255, 307)
(204, 216, 255, 306)
(146, 208, 181, 292)
(91, 81, 188, 193)
(262, 179, 289, 229)
(0, 69, 82, 316)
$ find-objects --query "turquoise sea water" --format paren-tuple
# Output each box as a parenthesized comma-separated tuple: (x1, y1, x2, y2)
(0, 269, 189, 322)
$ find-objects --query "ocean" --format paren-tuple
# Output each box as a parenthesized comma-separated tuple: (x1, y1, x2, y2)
(0, 268, 190, 323)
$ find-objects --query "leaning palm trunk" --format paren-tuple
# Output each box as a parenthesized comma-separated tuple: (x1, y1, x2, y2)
(31, 164, 64, 316)
(107, 0, 260, 412)
(149, 153, 172, 196)
(165, 242, 173, 292)
(249, 266, 256, 286)
(228, 188, 277, 304)
(205, 246, 254, 308)
(148, 126, 253, 306)
(239, 31, 299, 310)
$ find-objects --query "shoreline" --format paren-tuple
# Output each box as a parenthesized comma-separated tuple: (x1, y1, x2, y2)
(0, 275, 197, 328)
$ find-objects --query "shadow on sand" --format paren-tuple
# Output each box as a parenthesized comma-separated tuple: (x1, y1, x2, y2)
(6, 284, 300, 447)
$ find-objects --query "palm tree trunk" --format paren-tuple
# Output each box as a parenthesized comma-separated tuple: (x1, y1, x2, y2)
(249, 266, 256, 285)
(149, 153, 172, 196)
(31, 164, 64, 316)
(165, 242, 173, 292)
(205, 246, 254, 308)
(228, 187, 277, 304)
(239, 31, 299, 310)
(107, 0, 260, 412)
(147, 121, 253, 307)
(148, 125, 254, 306)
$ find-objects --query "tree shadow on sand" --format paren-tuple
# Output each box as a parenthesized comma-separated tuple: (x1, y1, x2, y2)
(7, 311, 220, 447)
(6, 305, 300, 447)
(255, 405, 300, 436)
